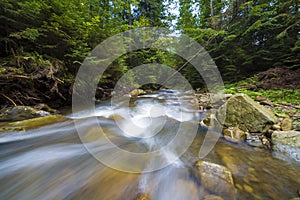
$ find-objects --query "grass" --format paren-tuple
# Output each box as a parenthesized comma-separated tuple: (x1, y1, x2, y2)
(225, 83, 300, 104)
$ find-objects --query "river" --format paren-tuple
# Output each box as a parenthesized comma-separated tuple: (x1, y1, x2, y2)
(0, 90, 299, 200)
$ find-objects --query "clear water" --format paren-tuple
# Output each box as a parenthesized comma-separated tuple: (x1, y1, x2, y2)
(0, 90, 299, 200)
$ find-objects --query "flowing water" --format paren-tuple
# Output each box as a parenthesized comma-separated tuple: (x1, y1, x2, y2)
(0, 90, 299, 200)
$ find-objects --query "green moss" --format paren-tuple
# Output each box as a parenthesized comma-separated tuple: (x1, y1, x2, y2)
(0, 115, 67, 131)
(225, 86, 300, 104)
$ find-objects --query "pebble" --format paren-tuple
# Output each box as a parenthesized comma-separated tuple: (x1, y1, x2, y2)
(248, 167, 256, 173)
(236, 184, 243, 191)
(272, 124, 281, 130)
(243, 184, 254, 193)
(275, 113, 289, 118)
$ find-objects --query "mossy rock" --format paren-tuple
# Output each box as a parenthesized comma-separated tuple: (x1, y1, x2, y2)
(0, 115, 67, 131)
(217, 94, 278, 133)
(0, 106, 50, 122)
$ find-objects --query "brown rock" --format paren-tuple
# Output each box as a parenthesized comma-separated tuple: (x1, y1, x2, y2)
(194, 160, 235, 199)
(272, 124, 281, 130)
(130, 89, 146, 96)
(255, 96, 267, 102)
(281, 118, 293, 131)
(223, 127, 246, 142)
(136, 193, 151, 200)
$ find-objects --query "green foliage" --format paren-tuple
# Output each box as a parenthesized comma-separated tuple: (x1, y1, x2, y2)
(0, 67, 6, 74)
(225, 84, 300, 104)
(0, 0, 299, 105)
(9, 28, 41, 42)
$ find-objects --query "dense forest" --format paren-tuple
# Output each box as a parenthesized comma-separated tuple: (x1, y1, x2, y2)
(0, 0, 299, 107)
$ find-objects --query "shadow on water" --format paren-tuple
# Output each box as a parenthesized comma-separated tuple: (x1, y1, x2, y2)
(0, 90, 299, 200)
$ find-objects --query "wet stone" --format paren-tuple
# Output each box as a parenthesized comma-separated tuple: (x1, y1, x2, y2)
(194, 160, 235, 199)
(130, 89, 146, 97)
(136, 193, 151, 200)
(223, 127, 246, 142)
(4, 115, 67, 131)
(245, 133, 262, 147)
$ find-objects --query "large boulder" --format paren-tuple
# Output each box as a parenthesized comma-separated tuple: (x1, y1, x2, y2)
(216, 94, 277, 133)
(272, 130, 300, 161)
(272, 131, 300, 148)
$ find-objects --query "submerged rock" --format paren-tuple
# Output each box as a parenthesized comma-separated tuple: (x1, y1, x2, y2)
(194, 160, 235, 199)
(0, 106, 50, 122)
(216, 94, 277, 133)
(272, 130, 300, 161)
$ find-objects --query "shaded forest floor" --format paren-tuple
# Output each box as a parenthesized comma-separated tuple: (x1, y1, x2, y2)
(256, 68, 300, 90)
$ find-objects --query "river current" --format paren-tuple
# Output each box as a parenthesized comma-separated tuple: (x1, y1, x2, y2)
(0, 90, 299, 199)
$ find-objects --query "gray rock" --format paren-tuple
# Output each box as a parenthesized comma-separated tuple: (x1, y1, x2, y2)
(216, 94, 278, 133)
(0, 106, 50, 122)
(272, 130, 300, 148)
(272, 130, 300, 161)
(245, 134, 262, 147)
(293, 122, 300, 131)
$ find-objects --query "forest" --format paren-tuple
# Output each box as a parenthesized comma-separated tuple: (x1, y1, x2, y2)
(1, 1, 300, 199)
(0, 0, 299, 107)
